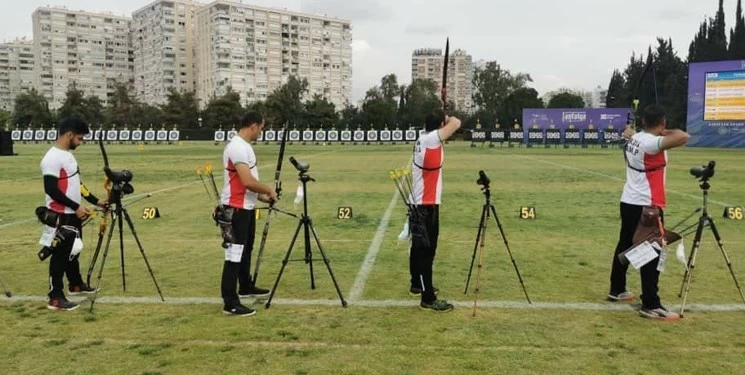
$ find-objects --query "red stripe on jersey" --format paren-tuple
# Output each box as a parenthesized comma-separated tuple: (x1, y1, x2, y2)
(421, 146, 442, 204)
(227, 160, 245, 208)
(50, 169, 67, 213)
(644, 153, 666, 208)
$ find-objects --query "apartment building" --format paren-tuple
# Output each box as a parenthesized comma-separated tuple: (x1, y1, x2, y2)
(194, 0, 352, 109)
(411, 48, 474, 113)
(132, 0, 201, 105)
(0, 39, 35, 111)
(32, 6, 134, 109)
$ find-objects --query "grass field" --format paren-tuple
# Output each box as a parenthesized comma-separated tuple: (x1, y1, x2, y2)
(2, 140, 745, 374)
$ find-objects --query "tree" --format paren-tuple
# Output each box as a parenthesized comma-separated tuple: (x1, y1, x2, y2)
(201, 87, 244, 129)
(547, 92, 585, 108)
(380, 74, 400, 102)
(12, 88, 53, 128)
(472, 61, 532, 125)
(730, 0, 745, 59)
(58, 83, 86, 120)
(265, 75, 308, 127)
(708, 0, 729, 61)
(360, 86, 397, 129)
(0, 109, 11, 129)
(340, 104, 362, 128)
(398, 79, 440, 128)
(160, 88, 200, 128)
(104, 82, 144, 126)
(606, 70, 627, 108)
(500, 87, 544, 126)
(83, 96, 104, 127)
(304, 94, 338, 128)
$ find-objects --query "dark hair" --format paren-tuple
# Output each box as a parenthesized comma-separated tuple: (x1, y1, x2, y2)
(58, 116, 90, 135)
(642, 104, 666, 129)
(424, 109, 445, 132)
(239, 112, 263, 129)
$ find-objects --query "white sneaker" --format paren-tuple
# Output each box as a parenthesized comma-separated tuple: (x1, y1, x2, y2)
(639, 307, 680, 321)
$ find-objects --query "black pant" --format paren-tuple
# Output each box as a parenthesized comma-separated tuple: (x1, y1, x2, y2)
(220, 208, 256, 307)
(48, 215, 84, 299)
(610, 202, 664, 309)
(409, 205, 439, 303)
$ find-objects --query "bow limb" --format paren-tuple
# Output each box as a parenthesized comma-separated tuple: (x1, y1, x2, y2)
(272, 122, 289, 202)
(441, 37, 450, 112)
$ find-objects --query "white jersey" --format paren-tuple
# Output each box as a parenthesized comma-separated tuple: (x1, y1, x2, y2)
(41, 146, 82, 214)
(621, 131, 668, 208)
(220, 135, 259, 210)
(411, 130, 444, 205)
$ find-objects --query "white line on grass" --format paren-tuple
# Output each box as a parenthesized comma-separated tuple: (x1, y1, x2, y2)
(508, 153, 735, 207)
(2, 295, 744, 312)
(348, 190, 399, 301)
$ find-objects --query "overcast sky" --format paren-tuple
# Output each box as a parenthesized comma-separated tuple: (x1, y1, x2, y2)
(0, 0, 740, 103)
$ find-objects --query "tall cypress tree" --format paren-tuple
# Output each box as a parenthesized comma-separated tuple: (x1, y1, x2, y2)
(730, 0, 745, 59)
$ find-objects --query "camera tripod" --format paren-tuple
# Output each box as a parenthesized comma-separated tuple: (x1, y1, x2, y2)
(87, 182, 164, 312)
(678, 177, 745, 316)
(464, 171, 531, 315)
(0, 271, 11, 297)
(265, 170, 347, 308)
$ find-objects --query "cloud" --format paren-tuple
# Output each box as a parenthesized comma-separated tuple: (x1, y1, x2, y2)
(405, 25, 450, 35)
(300, 0, 392, 22)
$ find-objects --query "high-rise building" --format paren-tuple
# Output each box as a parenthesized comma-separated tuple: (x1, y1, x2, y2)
(32, 6, 133, 110)
(132, 0, 201, 105)
(411, 48, 473, 113)
(194, 0, 352, 110)
(0, 39, 35, 112)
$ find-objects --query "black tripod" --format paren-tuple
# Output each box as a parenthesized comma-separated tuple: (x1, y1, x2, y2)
(88, 181, 164, 312)
(464, 171, 531, 314)
(0, 271, 11, 297)
(265, 160, 347, 308)
(678, 175, 745, 316)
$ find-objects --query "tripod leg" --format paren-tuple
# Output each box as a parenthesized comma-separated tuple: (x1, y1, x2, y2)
(118, 210, 126, 291)
(90, 214, 118, 312)
(304, 217, 315, 290)
(251, 207, 274, 286)
(708, 217, 745, 304)
(265, 219, 303, 309)
(465, 205, 487, 294)
(86, 229, 107, 287)
(679, 217, 705, 316)
(308, 220, 348, 307)
(678, 218, 704, 297)
(121, 208, 165, 301)
(473, 206, 489, 317)
(0, 272, 11, 297)
(490, 205, 532, 304)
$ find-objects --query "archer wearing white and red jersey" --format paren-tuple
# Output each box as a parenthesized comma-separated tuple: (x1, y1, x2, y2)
(608, 104, 689, 321)
(39, 117, 107, 311)
(218, 112, 277, 317)
(408, 110, 461, 312)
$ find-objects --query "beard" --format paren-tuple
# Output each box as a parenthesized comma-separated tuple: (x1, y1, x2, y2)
(69, 142, 78, 150)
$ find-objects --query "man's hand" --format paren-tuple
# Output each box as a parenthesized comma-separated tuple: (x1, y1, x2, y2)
(258, 191, 279, 204)
(75, 206, 92, 220)
(623, 126, 636, 139)
(97, 199, 109, 210)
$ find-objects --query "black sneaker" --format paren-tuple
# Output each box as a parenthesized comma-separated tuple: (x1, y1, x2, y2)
(223, 304, 256, 316)
(239, 285, 270, 298)
(47, 297, 79, 311)
(69, 284, 98, 295)
(409, 286, 439, 296)
(420, 299, 454, 312)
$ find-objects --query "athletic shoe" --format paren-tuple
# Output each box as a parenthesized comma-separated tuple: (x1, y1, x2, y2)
(639, 307, 680, 321)
(223, 304, 256, 316)
(607, 291, 635, 302)
(409, 286, 439, 296)
(238, 285, 270, 298)
(420, 299, 454, 312)
(47, 297, 79, 311)
(69, 284, 98, 295)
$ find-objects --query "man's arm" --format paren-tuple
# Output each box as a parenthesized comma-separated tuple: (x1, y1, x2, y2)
(44, 176, 91, 219)
(436, 116, 462, 142)
(80, 182, 102, 206)
(659, 129, 690, 151)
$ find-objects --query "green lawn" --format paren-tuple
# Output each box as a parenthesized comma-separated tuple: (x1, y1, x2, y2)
(1, 141, 745, 374)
